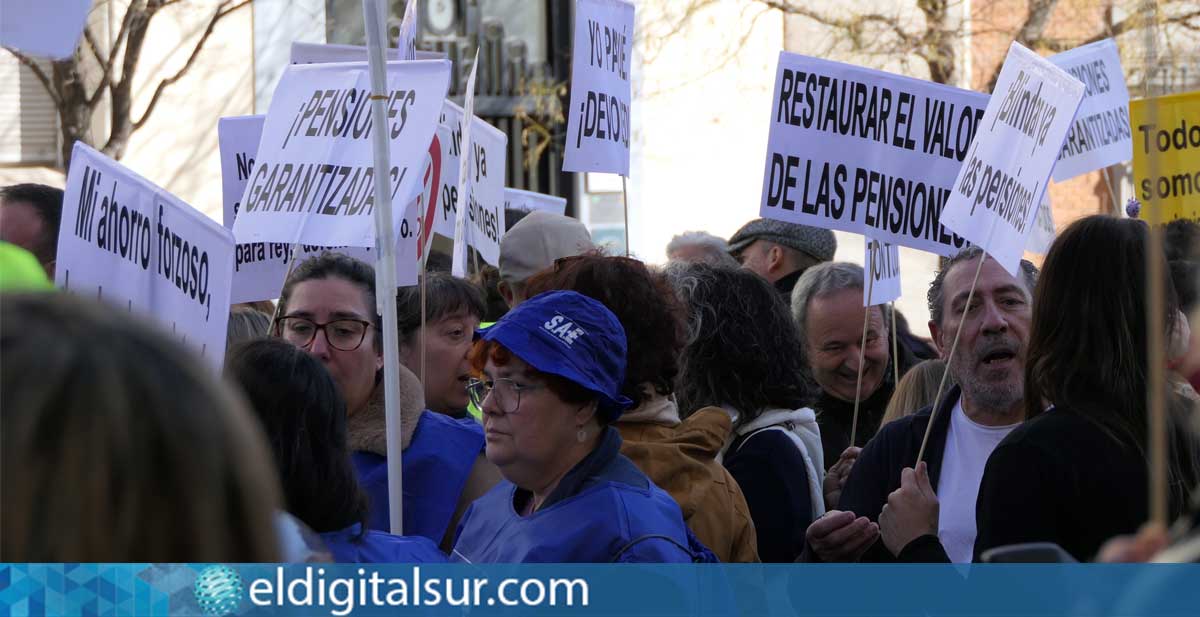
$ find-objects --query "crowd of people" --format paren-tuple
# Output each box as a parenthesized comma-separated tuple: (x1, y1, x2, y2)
(3, 180, 1200, 565)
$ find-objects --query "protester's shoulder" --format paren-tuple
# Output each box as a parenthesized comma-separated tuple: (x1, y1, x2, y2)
(732, 427, 807, 467)
(362, 530, 448, 563)
(417, 408, 485, 438)
(1000, 406, 1096, 450)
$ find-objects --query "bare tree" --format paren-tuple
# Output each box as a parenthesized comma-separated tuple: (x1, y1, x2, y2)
(641, 0, 1199, 90)
(5, 0, 251, 170)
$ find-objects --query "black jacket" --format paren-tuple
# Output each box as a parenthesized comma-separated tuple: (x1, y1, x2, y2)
(801, 386, 960, 562)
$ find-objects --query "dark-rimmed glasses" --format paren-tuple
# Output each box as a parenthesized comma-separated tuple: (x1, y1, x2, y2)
(466, 378, 544, 413)
(277, 316, 373, 351)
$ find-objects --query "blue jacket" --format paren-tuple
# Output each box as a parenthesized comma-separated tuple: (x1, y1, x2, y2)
(450, 427, 718, 563)
(353, 410, 485, 542)
(320, 524, 447, 563)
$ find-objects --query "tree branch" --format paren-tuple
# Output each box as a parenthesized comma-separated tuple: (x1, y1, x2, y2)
(3, 47, 62, 106)
(87, 0, 138, 107)
(131, 0, 250, 130)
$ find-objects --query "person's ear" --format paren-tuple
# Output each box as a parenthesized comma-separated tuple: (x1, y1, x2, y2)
(574, 400, 600, 427)
(928, 320, 947, 359)
(767, 245, 785, 274)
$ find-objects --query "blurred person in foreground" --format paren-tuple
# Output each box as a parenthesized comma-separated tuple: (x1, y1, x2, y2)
(525, 254, 759, 562)
(453, 291, 715, 562)
(227, 339, 446, 563)
(2, 292, 280, 561)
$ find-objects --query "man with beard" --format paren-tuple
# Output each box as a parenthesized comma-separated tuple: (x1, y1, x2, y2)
(801, 247, 1037, 562)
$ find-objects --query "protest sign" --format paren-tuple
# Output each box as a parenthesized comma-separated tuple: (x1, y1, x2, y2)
(397, 0, 417, 61)
(432, 99, 507, 270)
(290, 41, 445, 64)
(505, 188, 568, 216)
(1130, 90, 1200, 221)
(759, 52, 988, 257)
(562, 0, 634, 176)
(56, 143, 233, 366)
(1048, 39, 1132, 182)
(231, 60, 450, 248)
(1025, 195, 1056, 255)
(0, 0, 91, 59)
(940, 42, 1084, 274)
(218, 116, 418, 303)
(864, 237, 901, 306)
(451, 55, 480, 277)
(218, 115, 266, 231)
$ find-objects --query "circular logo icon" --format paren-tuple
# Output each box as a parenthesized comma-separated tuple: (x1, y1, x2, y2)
(193, 565, 243, 617)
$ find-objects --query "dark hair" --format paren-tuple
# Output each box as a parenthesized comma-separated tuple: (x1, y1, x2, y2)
(471, 264, 509, 322)
(1, 183, 64, 264)
(1170, 260, 1198, 315)
(524, 253, 686, 408)
(226, 339, 370, 536)
(1165, 218, 1200, 263)
(505, 208, 531, 231)
(665, 263, 816, 422)
(468, 339, 602, 420)
(1, 293, 280, 561)
(1026, 215, 1200, 508)
(278, 253, 381, 352)
(927, 245, 1038, 327)
(396, 271, 485, 344)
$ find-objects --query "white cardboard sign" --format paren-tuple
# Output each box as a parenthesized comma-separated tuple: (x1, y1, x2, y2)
(452, 57, 481, 278)
(397, 0, 418, 61)
(0, 0, 91, 60)
(437, 101, 507, 271)
(231, 60, 450, 249)
(1025, 194, 1056, 255)
(218, 116, 419, 303)
(562, 0, 634, 176)
(864, 237, 901, 306)
(505, 188, 568, 216)
(941, 42, 1084, 275)
(1048, 39, 1132, 182)
(759, 52, 988, 257)
(56, 143, 234, 366)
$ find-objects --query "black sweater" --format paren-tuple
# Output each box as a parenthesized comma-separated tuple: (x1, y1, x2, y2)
(972, 406, 1152, 562)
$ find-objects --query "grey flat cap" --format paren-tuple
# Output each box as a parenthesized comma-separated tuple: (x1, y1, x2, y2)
(727, 218, 836, 262)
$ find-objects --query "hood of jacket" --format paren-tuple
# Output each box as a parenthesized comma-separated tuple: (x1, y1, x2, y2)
(347, 363, 427, 456)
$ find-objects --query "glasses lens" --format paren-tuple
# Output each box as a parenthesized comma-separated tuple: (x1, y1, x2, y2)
(280, 317, 316, 346)
(492, 379, 520, 414)
(327, 320, 367, 351)
(467, 379, 488, 408)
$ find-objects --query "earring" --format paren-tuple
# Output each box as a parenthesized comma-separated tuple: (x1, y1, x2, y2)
(576, 427, 588, 443)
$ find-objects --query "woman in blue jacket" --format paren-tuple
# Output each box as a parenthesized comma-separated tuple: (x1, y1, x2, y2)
(451, 290, 715, 563)
(227, 339, 444, 563)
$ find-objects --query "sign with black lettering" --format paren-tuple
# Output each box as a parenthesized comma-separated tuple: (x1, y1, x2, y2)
(1048, 39, 1132, 182)
(941, 42, 1084, 274)
(57, 143, 234, 367)
(1025, 195, 1056, 255)
(232, 60, 450, 248)
(217, 116, 419, 303)
(760, 52, 988, 256)
(864, 237, 901, 306)
(432, 99, 507, 267)
(1130, 90, 1200, 221)
(562, 0, 634, 176)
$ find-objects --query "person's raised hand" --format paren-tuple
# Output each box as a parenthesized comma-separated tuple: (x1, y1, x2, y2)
(823, 446, 861, 509)
(879, 462, 939, 556)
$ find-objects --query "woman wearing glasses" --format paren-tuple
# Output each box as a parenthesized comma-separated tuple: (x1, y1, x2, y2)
(276, 253, 499, 552)
(451, 290, 715, 563)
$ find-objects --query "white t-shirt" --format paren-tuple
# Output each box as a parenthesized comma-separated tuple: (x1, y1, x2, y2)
(936, 400, 1019, 563)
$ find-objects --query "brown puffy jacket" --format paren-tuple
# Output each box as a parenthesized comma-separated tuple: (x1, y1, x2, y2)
(616, 393, 760, 563)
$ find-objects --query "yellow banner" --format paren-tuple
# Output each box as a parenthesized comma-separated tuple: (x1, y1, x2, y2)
(1131, 90, 1200, 220)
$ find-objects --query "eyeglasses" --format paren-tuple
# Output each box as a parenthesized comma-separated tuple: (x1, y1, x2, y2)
(466, 378, 544, 414)
(277, 316, 373, 351)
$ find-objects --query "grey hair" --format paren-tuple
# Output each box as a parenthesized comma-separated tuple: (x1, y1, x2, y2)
(791, 261, 884, 345)
(926, 246, 1039, 328)
(666, 231, 739, 268)
(227, 308, 271, 348)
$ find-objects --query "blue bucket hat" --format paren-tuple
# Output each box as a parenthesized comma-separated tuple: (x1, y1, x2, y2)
(475, 290, 633, 421)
